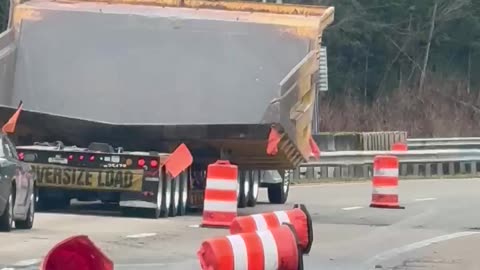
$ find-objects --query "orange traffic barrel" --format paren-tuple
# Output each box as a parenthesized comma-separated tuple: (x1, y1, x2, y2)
(370, 155, 404, 209)
(201, 160, 239, 228)
(198, 224, 303, 270)
(41, 235, 113, 270)
(230, 204, 313, 254)
(391, 142, 408, 151)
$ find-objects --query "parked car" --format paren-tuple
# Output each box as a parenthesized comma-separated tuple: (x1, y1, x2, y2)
(0, 133, 35, 231)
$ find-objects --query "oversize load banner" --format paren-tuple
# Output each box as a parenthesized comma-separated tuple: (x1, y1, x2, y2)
(32, 164, 144, 191)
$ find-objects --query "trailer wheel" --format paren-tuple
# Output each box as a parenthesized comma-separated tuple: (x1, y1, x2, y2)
(159, 176, 172, 218)
(267, 170, 290, 204)
(177, 172, 188, 216)
(169, 175, 180, 217)
(247, 170, 260, 207)
(237, 170, 249, 208)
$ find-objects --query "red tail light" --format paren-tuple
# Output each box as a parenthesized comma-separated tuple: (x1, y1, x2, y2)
(79, 155, 85, 161)
(137, 159, 146, 167)
(68, 154, 74, 161)
(89, 155, 95, 162)
(18, 152, 24, 160)
(150, 159, 159, 168)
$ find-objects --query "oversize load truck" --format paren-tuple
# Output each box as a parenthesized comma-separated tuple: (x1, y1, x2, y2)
(0, 0, 334, 218)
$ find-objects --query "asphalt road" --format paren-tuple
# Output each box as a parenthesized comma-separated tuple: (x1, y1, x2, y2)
(1, 178, 480, 270)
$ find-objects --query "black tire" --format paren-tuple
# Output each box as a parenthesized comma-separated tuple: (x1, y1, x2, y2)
(237, 170, 249, 208)
(16, 192, 35, 230)
(0, 190, 14, 232)
(177, 172, 188, 216)
(247, 170, 260, 207)
(169, 176, 180, 217)
(159, 176, 172, 218)
(267, 170, 290, 204)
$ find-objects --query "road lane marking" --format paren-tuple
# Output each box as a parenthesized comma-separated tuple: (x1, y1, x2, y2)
(0, 258, 43, 270)
(342, 206, 364, 211)
(365, 231, 480, 266)
(12, 259, 42, 266)
(115, 263, 167, 268)
(414, 197, 437, 202)
(125, 233, 157, 239)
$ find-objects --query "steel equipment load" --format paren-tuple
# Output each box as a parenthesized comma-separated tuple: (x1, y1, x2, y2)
(0, 0, 334, 169)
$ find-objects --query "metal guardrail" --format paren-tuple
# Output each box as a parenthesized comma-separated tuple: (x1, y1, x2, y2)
(303, 149, 480, 166)
(407, 137, 480, 149)
(296, 148, 480, 181)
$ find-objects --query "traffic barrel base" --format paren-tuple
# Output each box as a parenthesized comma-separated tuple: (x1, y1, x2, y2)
(198, 224, 303, 270)
(230, 204, 313, 254)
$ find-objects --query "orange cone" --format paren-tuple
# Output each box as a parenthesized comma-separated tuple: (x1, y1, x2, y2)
(41, 235, 113, 270)
(370, 155, 404, 209)
(198, 224, 303, 270)
(230, 204, 313, 254)
(201, 160, 238, 228)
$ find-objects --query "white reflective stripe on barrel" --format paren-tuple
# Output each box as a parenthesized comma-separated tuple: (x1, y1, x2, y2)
(206, 178, 238, 191)
(226, 234, 248, 270)
(256, 229, 279, 270)
(203, 201, 237, 213)
(273, 211, 291, 225)
(372, 186, 398, 195)
(251, 214, 268, 231)
(373, 168, 399, 177)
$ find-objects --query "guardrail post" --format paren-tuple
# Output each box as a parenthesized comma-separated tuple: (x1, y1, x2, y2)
(399, 164, 407, 176)
(460, 162, 467, 174)
(306, 167, 315, 179)
(436, 163, 443, 176)
(293, 167, 300, 180)
(448, 162, 455, 175)
(425, 163, 432, 177)
(320, 166, 328, 178)
(413, 164, 420, 176)
(471, 162, 477, 175)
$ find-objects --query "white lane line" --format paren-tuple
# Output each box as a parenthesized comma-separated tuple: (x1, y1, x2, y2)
(125, 232, 157, 239)
(0, 258, 43, 270)
(414, 197, 437, 202)
(12, 258, 42, 266)
(365, 231, 480, 266)
(115, 263, 167, 268)
(342, 206, 364, 211)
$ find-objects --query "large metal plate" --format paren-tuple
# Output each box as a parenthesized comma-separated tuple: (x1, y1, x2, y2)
(8, 2, 310, 125)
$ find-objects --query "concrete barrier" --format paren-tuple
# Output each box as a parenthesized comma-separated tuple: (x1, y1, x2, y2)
(312, 131, 407, 152)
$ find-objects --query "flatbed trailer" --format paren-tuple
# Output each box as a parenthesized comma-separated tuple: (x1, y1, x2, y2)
(0, 0, 334, 216)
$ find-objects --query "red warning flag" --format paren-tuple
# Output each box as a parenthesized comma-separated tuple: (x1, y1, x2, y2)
(164, 143, 193, 178)
(266, 127, 281, 156)
(309, 136, 320, 160)
(2, 101, 23, 134)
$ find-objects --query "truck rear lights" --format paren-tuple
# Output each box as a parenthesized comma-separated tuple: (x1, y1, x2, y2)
(68, 154, 74, 161)
(137, 159, 146, 167)
(18, 152, 24, 160)
(89, 155, 95, 161)
(79, 155, 85, 161)
(150, 159, 159, 168)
